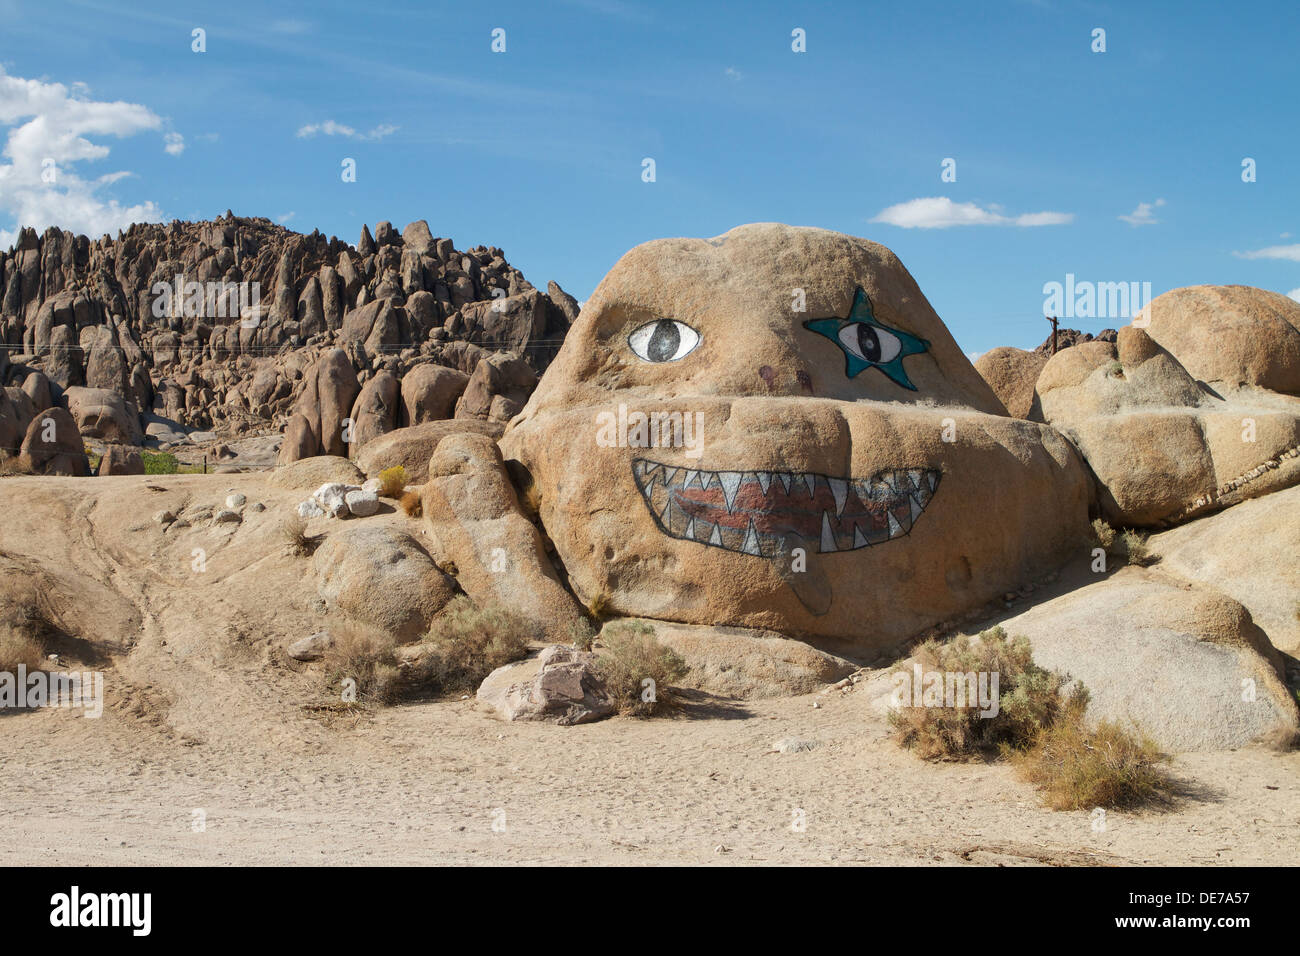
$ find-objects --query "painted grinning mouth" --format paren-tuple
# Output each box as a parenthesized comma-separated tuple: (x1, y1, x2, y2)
(632, 458, 941, 557)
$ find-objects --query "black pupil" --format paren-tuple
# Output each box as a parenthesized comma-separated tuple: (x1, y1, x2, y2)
(855, 324, 882, 362)
(647, 321, 680, 362)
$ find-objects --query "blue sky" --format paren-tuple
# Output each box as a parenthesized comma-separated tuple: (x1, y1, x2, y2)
(1, 0, 1297, 354)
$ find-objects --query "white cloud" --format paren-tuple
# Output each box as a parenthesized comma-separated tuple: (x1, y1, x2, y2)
(1234, 244, 1300, 262)
(1118, 198, 1165, 226)
(965, 350, 984, 364)
(724, 67, 743, 81)
(870, 196, 1073, 229)
(1288, 289, 1300, 302)
(164, 131, 185, 156)
(297, 120, 398, 141)
(277, 211, 296, 224)
(0, 67, 166, 242)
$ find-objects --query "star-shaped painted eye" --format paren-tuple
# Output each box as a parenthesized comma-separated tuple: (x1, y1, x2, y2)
(803, 287, 930, 390)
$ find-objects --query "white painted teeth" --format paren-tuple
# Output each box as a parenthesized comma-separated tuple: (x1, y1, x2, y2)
(708, 524, 723, 546)
(741, 520, 762, 556)
(684, 517, 696, 540)
(683, 469, 699, 489)
(777, 472, 793, 494)
(827, 477, 848, 516)
(802, 472, 817, 498)
(756, 471, 772, 494)
(853, 526, 869, 549)
(717, 471, 743, 511)
(820, 511, 837, 553)
(909, 494, 923, 523)
(888, 511, 903, 537)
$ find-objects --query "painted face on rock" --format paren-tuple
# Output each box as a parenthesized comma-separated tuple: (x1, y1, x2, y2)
(501, 224, 1088, 650)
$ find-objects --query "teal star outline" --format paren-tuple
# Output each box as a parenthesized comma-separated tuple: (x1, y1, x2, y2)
(803, 287, 930, 391)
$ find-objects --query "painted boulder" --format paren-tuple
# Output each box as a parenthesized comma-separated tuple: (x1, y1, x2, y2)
(500, 224, 1091, 655)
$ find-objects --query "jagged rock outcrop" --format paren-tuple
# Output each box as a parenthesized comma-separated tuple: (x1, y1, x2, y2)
(0, 215, 578, 463)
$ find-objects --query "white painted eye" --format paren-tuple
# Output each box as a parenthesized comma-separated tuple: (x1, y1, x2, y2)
(837, 322, 901, 365)
(628, 319, 700, 363)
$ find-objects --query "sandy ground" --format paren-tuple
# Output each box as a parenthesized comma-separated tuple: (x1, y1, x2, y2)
(0, 472, 1297, 866)
(3, 671, 1298, 866)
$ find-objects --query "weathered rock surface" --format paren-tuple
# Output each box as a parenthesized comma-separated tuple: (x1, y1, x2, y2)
(354, 418, 502, 484)
(311, 525, 458, 642)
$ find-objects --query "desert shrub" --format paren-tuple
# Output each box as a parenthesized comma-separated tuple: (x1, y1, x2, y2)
(377, 465, 407, 498)
(142, 451, 179, 474)
(888, 626, 1079, 759)
(409, 597, 532, 696)
(279, 513, 319, 556)
(890, 626, 1177, 810)
(569, 618, 596, 652)
(1089, 519, 1155, 567)
(596, 620, 687, 717)
(1012, 711, 1174, 810)
(399, 488, 422, 518)
(0, 588, 52, 673)
(319, 623, 401, 705)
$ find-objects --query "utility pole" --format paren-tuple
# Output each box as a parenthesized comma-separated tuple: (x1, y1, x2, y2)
(1046, 315, 1060, 354)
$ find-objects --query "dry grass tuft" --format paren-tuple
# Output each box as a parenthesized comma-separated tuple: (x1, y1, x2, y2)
(1089, 519, 1156, 567)
(1012, 711, 1175, 810)
(596, 620, 687, 717)
(279, 513, 320, 557)
(0, 585, 53, 673)
(399, 489, 423, 518)
(319, 622, 402, 705)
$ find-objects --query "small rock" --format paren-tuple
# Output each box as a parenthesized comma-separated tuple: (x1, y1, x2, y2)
(774, 737, 819, 753)
(344, 489, 380, 517)
(225, 493, 246, 509)
(297, 499, 325, 519)
(249, 502, 265, 513)
(213, 509, 242, 524)
(313, 482, 356, 518)
(287, 631, 334, 662)
(153, 509, 175, 525)
(362, 477, 382, 494)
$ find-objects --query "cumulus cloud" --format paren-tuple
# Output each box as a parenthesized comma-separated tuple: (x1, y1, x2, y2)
(164, 131, 185, 156)
(1288, 289, 1300, 302)
(1234, 244, 1300, 262)
(870, 196, 1073, 229)
(1118, 198, 1164, 226)
(296, 120, 398, 141)
(0, 67, 167, 244)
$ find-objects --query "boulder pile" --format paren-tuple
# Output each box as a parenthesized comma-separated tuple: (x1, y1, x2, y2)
(0, 214, 577, 472)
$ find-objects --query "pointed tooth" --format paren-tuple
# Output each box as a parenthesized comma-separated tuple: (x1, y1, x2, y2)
(803, 472, 817, 498)
(908, 468, 923, 492)
(888, 511, 903, 538)
(928, 472, 938, 491)
(683, 469, 699, 490)
(827, 477, 848, 516)
(756, 471, 772, 494)
(662, 467, 678, 487)
(741, 520, 762, 556)
(777, 472, 793, 494)
(684, 517, 696, 540)
(853, 525, 869, 549)
(708, 523, 723, 547)
(702, 471, 718, 491)
(909, 494, 923, 523)
(820, 511, 838, 553)
(717, 471, 743, 512)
